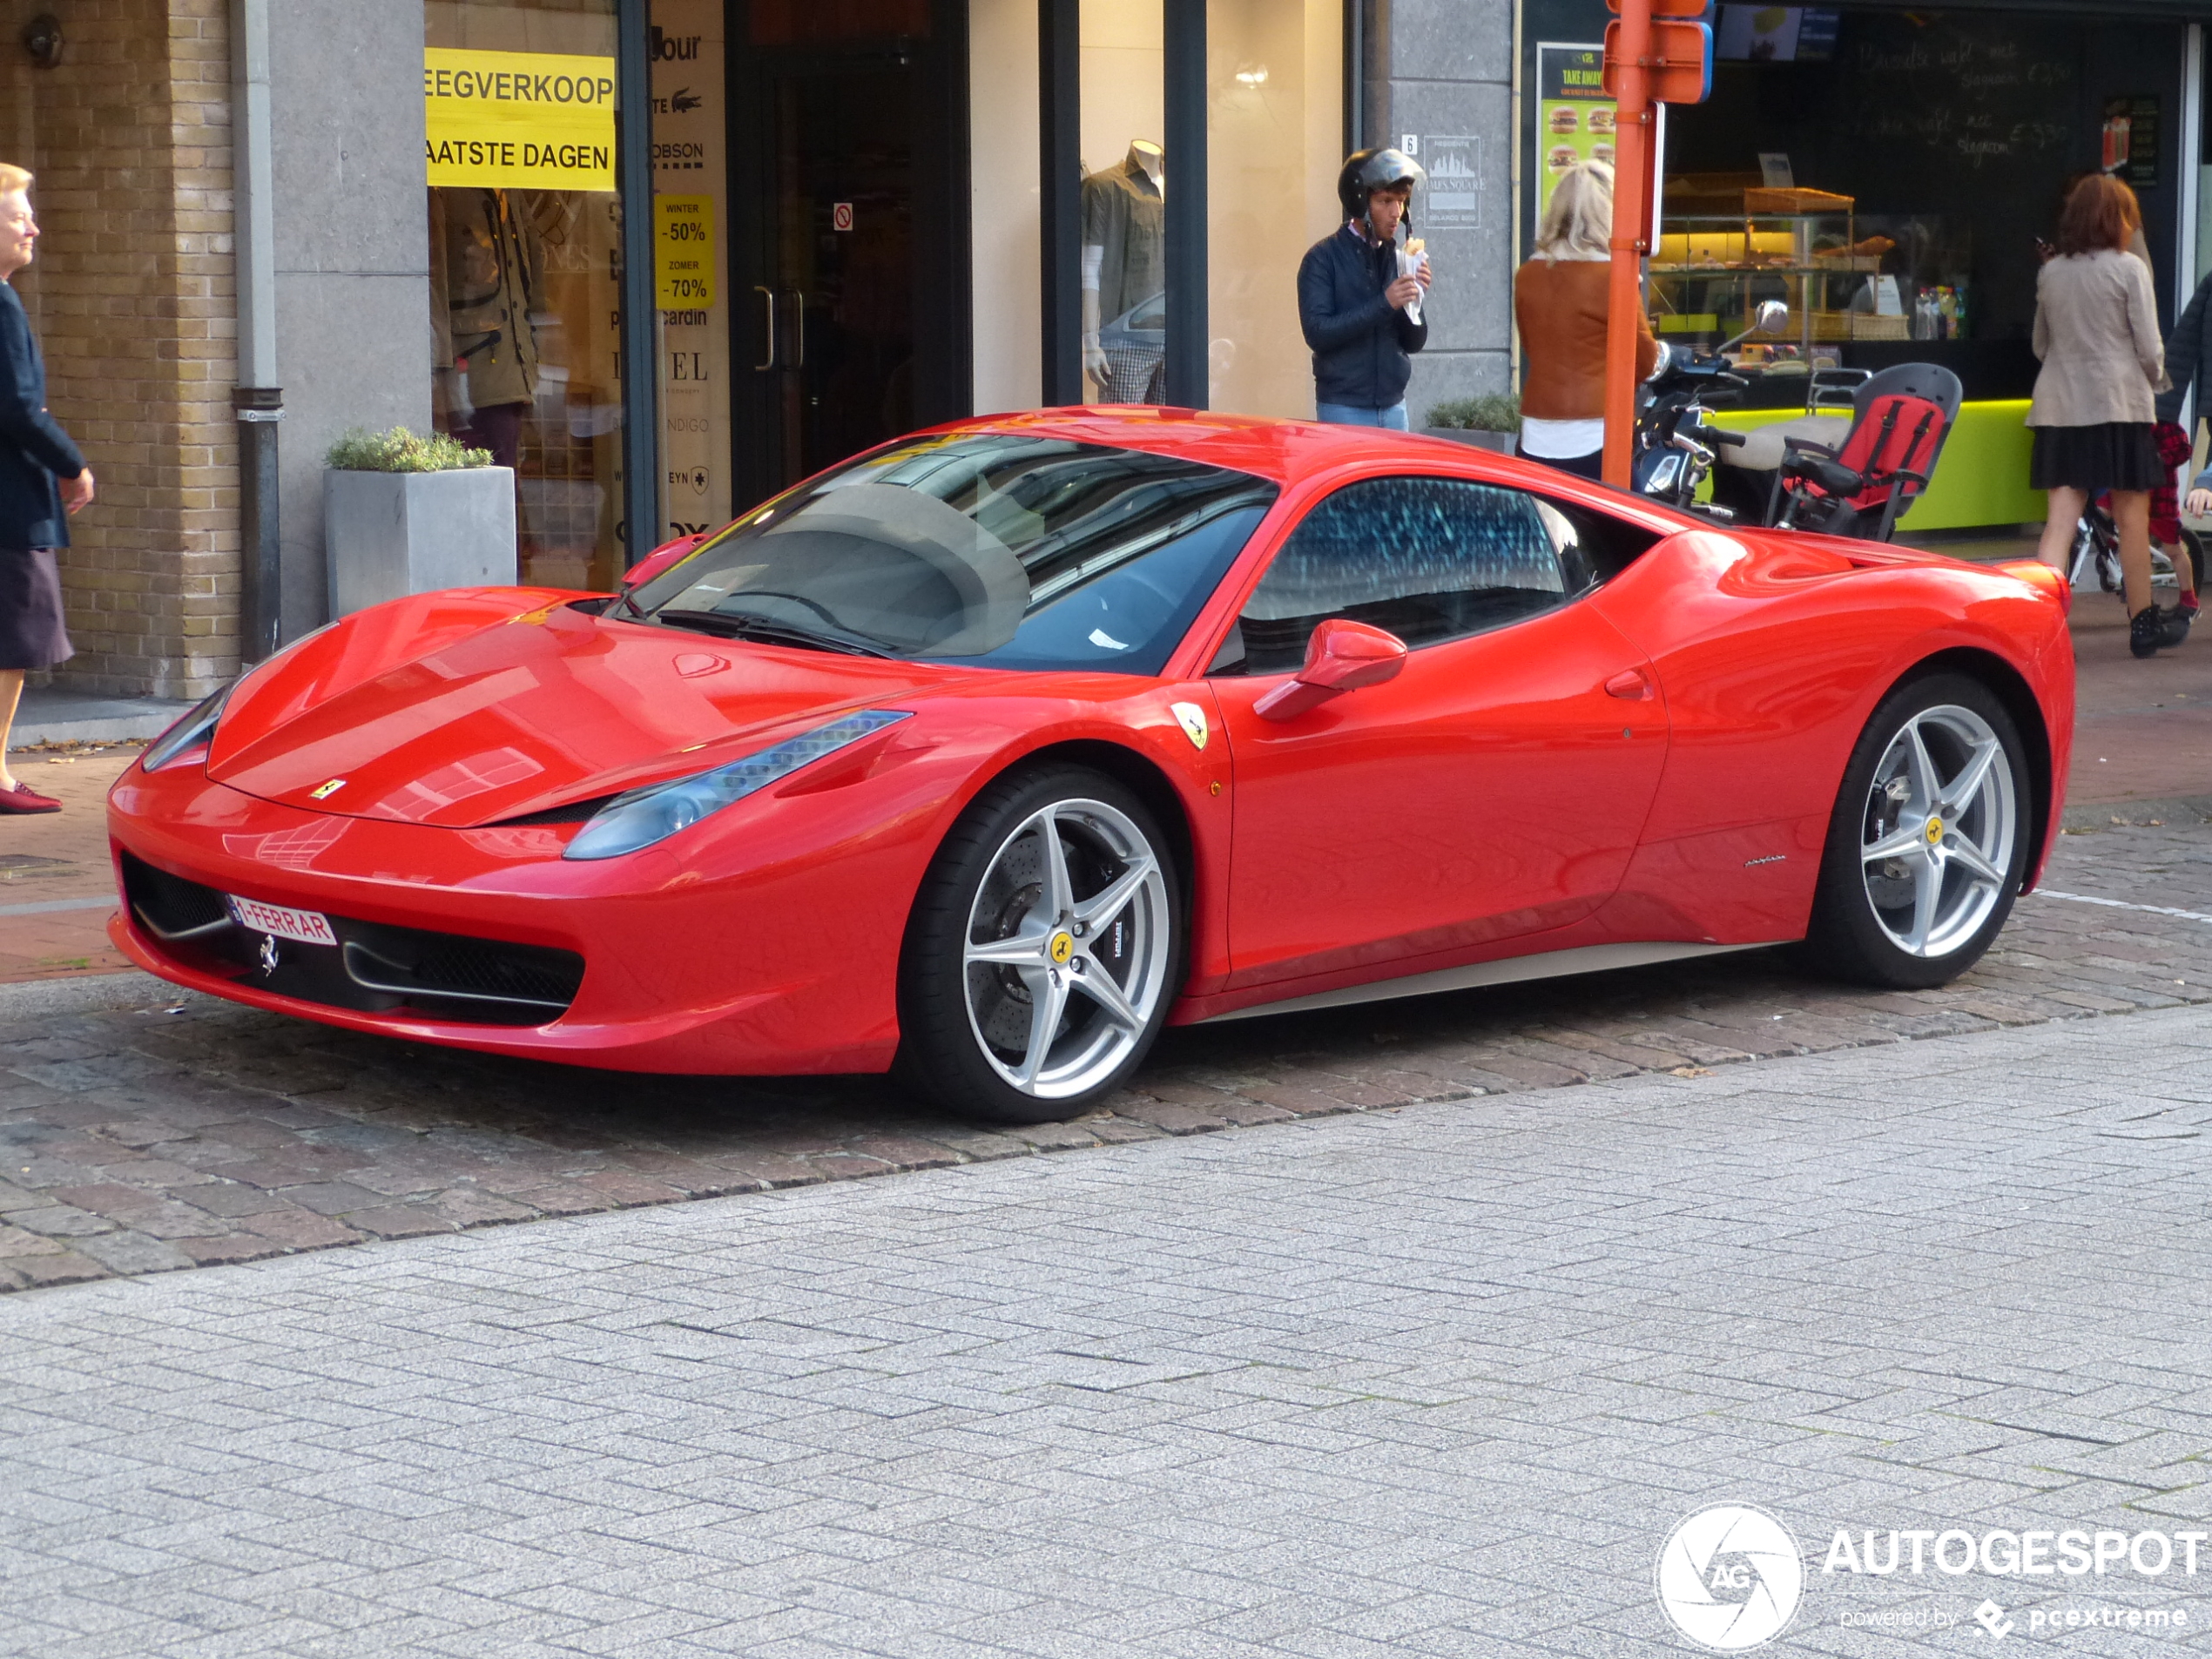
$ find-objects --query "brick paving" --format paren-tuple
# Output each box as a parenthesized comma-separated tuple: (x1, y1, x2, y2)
(2, 816, 2209, 1294)
(0, 746, 138, 982)
(6, 1006, 2212, 1656)
(2070, 603, 2212, 806)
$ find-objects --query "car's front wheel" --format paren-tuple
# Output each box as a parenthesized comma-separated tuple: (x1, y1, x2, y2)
(899, 765, 1180, 1124)
(1801, 673, 2031, 989)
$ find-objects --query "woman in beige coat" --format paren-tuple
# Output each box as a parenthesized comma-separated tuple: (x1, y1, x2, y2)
(2030, 173, 2184, 657)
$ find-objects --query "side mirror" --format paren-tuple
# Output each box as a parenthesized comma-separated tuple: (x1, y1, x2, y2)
(1254, 618, 1408, 721)
(1755, 300, 1790, 334)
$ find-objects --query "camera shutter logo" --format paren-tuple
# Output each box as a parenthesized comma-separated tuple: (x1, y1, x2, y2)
(1656, 1504, 1804, 1650)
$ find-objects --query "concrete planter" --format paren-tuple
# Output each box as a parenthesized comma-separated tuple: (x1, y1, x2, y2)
(1421, 427, 1515, 453)
(324, 466, 517, 617)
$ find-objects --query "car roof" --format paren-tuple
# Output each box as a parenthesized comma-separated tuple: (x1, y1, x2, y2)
(931, 405, 1491, 487)
(927, 405, 1699, 537)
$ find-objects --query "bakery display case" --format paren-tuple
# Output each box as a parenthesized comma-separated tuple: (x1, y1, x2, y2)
(1649, 178, 1971, 399)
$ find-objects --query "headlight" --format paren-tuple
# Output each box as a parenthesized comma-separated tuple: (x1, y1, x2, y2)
(140, 682, 235, 772)
(563, 710, 911, 861)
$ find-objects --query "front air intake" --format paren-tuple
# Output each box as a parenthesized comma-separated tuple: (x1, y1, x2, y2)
(118, 851, 584, 1026)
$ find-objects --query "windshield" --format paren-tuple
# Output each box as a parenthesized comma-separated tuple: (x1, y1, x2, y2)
(627, 434, 1278, 674)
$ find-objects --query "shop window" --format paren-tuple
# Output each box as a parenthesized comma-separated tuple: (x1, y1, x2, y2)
(1079, 0, 1167, 407)
(968, 0, 1042, 415)
(1204, 0, 1342, 419)
(426, 0, 627, 592)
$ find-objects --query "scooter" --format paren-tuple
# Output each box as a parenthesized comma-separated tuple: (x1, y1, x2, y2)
(1633, 300, 1791, 519)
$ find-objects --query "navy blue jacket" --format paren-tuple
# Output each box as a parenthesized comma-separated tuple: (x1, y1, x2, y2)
(1297, 223, 1428, 411)
(2158, 266, 2212, 428)
(0, 280, 85, 550)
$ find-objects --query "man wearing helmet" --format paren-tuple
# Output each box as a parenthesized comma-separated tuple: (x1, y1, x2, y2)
(1297, 148, 1433, 427)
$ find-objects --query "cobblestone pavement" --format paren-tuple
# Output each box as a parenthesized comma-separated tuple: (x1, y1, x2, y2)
(2, 819, 2210, 1291)
(2069, 604, 2212, 806)
(9, 1006, 2212, 1657)
(0, 746, 138, 982)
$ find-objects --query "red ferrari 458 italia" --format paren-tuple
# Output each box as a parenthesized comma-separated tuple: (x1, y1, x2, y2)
(109, 409, 2074, 1123)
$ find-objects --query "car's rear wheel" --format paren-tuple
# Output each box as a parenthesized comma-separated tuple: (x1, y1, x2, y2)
(900, 765, 1180, 1124)
(1801, 673, 2029, 989)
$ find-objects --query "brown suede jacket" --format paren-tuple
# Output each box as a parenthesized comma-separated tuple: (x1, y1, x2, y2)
(1514, 257, 1658, 421)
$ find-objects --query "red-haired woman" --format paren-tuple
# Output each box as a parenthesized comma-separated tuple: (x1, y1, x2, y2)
(2031, 173, 2183, 657)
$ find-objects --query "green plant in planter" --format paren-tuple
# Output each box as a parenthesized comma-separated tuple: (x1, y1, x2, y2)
(1425, 393, 1521, 432)
(325, 426, 493, 473)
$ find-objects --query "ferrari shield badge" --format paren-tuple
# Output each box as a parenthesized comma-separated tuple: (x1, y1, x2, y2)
(1170, 701, 1208, 752)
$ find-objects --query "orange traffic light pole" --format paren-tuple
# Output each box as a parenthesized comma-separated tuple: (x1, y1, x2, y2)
(1601, 0, 1654, 490)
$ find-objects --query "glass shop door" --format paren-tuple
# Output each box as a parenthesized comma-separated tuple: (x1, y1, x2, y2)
(730, 3, 962, 507)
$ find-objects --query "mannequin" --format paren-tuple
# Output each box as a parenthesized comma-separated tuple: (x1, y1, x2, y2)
(1081, 141, 1165, 402)
(436, 186, 546, 468)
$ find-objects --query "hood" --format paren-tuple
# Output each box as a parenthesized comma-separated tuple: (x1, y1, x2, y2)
(210, 590, 982, 827)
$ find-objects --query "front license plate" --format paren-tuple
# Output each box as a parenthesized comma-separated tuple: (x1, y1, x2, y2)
(226, 894, 338, 948)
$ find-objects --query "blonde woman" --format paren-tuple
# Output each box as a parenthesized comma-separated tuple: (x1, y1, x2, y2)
(0, 163, 92, 813)
(1514, 160, 1656, 478)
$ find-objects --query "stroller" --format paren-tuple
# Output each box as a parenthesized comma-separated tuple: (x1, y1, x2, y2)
(1768, 362, 1965, 542)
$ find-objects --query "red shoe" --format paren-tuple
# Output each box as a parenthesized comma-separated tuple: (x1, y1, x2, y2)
(0, 781, 61, 813)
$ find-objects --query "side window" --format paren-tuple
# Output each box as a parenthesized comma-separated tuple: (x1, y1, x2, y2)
(1216, 476, 1626, 677)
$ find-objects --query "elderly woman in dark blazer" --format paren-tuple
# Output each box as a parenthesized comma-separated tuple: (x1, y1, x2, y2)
(2030, 173, 2180, 658)
(0, 163, 93, 813)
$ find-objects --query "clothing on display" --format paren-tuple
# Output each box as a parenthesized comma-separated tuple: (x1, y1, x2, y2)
(432, 187, 548, 467)
(1082, 142, 1165, 403)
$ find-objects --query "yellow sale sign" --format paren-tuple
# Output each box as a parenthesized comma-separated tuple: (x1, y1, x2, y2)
(424, 48, 617, 192)
(656, 196, 715, 307)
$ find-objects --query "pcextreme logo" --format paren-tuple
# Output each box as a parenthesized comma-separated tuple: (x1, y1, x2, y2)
(1656, 1505, 1805, 1651)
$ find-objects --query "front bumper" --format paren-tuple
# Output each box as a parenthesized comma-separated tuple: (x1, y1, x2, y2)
(107, 764, 916, 1075)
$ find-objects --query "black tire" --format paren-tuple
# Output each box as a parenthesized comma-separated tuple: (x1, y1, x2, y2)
(898, 765, 1183, 1125)
(1799, 672, 2030, 990)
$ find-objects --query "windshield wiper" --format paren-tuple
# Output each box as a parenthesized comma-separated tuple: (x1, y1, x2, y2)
(655, 608, 892, 658)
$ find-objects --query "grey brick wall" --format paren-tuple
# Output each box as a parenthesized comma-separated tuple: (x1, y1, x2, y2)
(1367, 0, 1517, 422)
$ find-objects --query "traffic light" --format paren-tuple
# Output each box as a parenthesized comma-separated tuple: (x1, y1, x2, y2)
(1602, 0, 1713, 104)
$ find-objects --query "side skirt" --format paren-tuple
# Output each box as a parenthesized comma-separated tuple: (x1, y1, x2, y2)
(1197, 940, 1785, 1024)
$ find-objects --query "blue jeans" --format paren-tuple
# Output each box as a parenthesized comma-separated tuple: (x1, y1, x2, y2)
(1315, 401, 1410, 429)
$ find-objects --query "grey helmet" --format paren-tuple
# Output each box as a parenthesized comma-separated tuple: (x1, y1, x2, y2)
(1337, 147, 1427, 225)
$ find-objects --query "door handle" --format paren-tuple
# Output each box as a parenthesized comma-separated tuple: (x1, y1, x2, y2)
(1604, 667, 1653, 700)
(753, 286, 776, 371)
(781, 287, 805, 367)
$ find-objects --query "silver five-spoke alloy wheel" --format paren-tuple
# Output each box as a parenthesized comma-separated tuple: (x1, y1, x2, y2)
(961, 798, 1171, 1100)
(1858, 703, 2018, 959)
